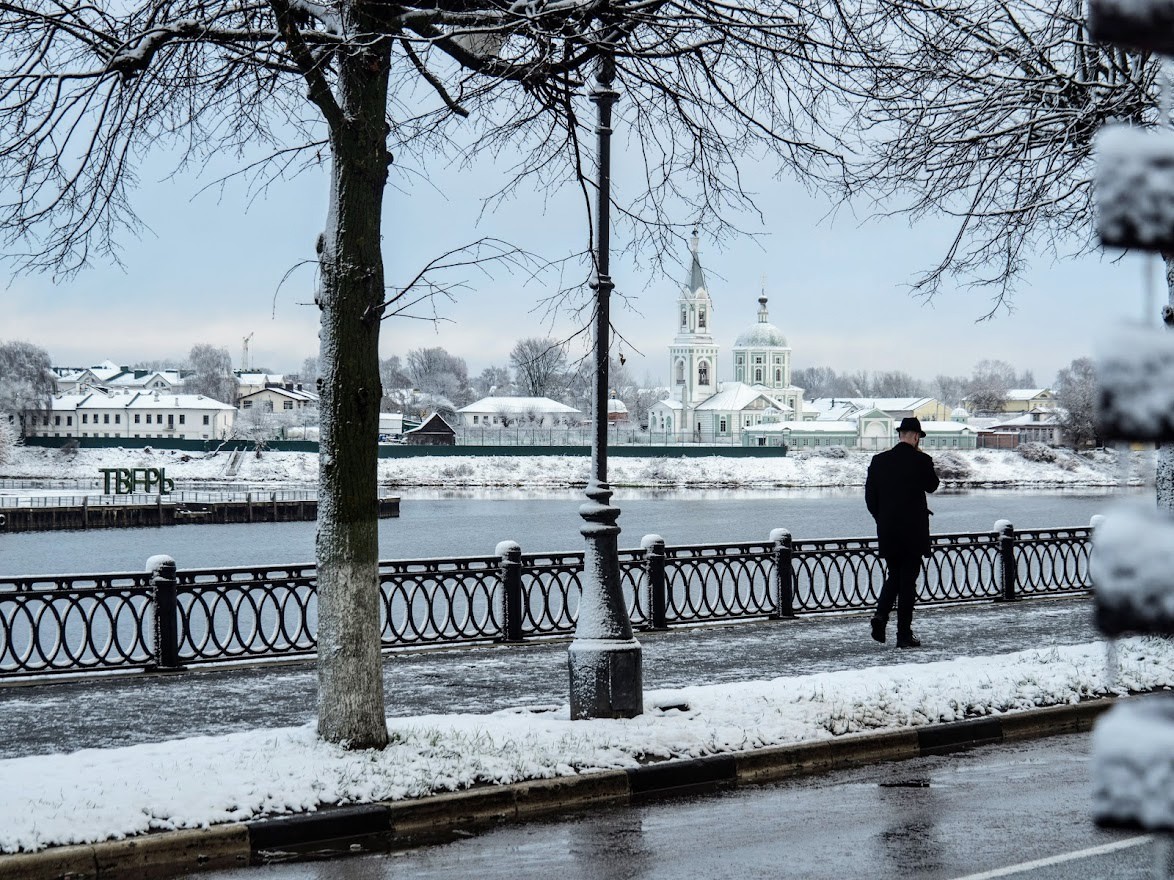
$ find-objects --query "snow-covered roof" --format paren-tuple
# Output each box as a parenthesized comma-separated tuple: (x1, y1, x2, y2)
(106, 370, 183, 388)
(920, 421, 974, 434)
(236, 372, 284, 384)
(845, 397, 937, 411)
(806, 399, 862, 421)
(457, 397, 583, 415)
(239, 386, 318, 403)
(986, 411, 1061, 428)
(86, 361, 127, 381)
(694, 382, 789, 412)
(606, 398, 628, 413)
(123, 393, 235, 411)
(650, 398, 684, 411)
(1006, 388, 1054, 400)
(44, 391, 234, 412)
(45, 393, 97, 411)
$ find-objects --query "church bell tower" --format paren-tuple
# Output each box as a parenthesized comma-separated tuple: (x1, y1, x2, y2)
(669, 230, 719, 415)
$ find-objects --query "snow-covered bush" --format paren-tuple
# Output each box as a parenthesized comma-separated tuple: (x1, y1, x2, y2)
(803, 445, 849, 459)
(933, 451, 972, 481)
(1016, 442, 1057, 463)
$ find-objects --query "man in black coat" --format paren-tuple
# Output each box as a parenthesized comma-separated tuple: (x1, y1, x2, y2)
(865, 417, 940, 648)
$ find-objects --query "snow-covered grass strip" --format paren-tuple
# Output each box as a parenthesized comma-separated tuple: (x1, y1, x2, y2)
(3, 639, 1172, 854)
(0, 446, 1149, 489)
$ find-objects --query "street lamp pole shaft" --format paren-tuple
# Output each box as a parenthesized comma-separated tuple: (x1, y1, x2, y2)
(569, 49, 643, 721)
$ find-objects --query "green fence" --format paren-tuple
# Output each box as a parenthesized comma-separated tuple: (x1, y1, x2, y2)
(20, 436, 787, 458)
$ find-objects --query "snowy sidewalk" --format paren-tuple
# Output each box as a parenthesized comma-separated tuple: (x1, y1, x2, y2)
(0, 597, 1099, 759)
(2, 635, 1169, 858)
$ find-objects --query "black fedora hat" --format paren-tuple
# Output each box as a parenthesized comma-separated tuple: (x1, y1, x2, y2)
(897, 417, 926, 437)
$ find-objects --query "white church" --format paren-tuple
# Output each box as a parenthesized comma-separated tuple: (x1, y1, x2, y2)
(648, 233, 805, 442)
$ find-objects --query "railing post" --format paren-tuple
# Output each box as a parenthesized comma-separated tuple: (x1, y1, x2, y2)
(994, 520, 1018, 602)
(146, 554, 182, 671)
(641, 534, 669, 630)
(496, 540, 524, 643)
(769, 527, 797, 619)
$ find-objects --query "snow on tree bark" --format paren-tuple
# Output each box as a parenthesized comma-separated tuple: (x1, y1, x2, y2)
(313, 10, 391, 750)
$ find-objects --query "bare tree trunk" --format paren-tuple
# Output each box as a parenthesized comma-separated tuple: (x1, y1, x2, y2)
(315, 17, 391, 749)
(1158, 255, 1174, 512)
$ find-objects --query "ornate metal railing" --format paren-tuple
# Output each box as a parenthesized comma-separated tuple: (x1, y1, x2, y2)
(0, 522, 1093, 678)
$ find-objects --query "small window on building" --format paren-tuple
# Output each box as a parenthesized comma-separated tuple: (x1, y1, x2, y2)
(115, 415, 120, 424)
(145, 414, 152, 424)
(67, 416, 72, 426)
(699, 307, 707, 329)
(103, 414, 110, 424)
(179, 415, 185, 424)
(719, 417, 727, 433)
(242, 400, 253, 408)
(82, 414, 88, 424)
(203, 415, 209, 425)
(54, 415, 60, 425)
(698, 362, 710, 386)
(283, 401, 293, 410)
(754, 369, 762, 383)
(134, 414, 140, 424)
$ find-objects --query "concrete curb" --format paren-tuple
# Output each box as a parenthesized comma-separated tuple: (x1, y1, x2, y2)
(0, 699, 1114, 880)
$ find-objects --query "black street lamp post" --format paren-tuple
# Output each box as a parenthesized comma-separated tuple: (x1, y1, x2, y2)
(568, 49, 643, 720)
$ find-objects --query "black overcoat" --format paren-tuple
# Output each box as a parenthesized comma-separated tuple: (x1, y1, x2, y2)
(865, 442, 940, 559)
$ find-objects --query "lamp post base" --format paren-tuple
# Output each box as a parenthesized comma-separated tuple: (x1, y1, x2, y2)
(568, 638, 643, 720)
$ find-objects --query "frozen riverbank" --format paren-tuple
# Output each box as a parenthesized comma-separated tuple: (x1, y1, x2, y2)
(0, 444, 1148, 490)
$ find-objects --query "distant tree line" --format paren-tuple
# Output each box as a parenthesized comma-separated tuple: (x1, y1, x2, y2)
(376, 338, 663, 427)
(791, 359, 1037, 412)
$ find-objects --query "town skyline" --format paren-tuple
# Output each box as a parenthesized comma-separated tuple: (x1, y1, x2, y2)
(3, 141, 1151, 388)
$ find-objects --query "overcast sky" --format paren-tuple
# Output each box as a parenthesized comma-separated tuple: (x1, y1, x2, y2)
(3, 131, 1152, 390)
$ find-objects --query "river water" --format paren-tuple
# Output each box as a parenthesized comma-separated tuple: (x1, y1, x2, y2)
(0, 486, 1138, 577)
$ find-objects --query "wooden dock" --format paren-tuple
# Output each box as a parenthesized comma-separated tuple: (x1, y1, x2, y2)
(0, 496, 399, 532)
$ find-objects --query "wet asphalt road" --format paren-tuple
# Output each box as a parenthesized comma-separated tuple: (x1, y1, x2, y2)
(0, 596, 1098, 759)
(178, 732, 1163, 880)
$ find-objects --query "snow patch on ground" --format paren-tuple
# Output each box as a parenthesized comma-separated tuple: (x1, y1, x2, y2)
(0, 446, 1146, 489)
(1, 638, 1168, 853)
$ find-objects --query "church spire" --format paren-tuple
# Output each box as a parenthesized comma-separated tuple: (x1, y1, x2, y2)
(687, 227, 707, 296)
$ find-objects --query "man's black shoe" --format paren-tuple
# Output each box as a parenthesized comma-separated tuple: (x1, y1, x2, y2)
(896, 634, 922, 649)
(870, 617, 886, 644)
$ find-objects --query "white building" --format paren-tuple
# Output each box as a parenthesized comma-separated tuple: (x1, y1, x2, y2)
(455, 396, 585, 428)
(24, 389, 235, 441)
(52, 361, 185, 394)
(648, 233, 805, 442)
(238, 384, 318, 413)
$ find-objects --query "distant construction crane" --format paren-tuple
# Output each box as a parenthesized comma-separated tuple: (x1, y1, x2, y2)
(241, 332, 254, 372)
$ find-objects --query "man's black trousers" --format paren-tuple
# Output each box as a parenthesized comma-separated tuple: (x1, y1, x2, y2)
(876, 554, 922, 638)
